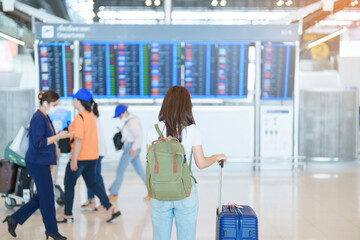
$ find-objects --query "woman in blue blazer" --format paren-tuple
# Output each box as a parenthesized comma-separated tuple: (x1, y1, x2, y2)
(3, 90, 70, 240)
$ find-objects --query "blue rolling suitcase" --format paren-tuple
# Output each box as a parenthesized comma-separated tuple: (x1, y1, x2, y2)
(216, 161, 258, 240)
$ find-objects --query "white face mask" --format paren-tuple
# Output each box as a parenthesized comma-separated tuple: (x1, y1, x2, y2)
(120, 114, 131, 123)
(46, 106, 57, 115)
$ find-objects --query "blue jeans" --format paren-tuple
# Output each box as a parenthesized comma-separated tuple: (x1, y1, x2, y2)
(109, 143, 146, 196)
(150, 180, 199, 240)
(64, 160, 112, 216)
(87, 156, 105, 200)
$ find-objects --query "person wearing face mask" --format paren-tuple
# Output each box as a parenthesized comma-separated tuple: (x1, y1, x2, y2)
(108, 105, 147, 202)
(3, 91, 70, 240)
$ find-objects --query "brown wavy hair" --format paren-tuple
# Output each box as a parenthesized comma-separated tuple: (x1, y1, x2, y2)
(158, 86, 195, 142)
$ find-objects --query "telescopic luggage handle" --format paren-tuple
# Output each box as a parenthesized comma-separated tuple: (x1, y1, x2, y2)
(218, 160, 224, 214)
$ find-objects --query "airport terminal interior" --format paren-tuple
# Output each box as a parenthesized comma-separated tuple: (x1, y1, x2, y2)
(1, 0, 360, 239)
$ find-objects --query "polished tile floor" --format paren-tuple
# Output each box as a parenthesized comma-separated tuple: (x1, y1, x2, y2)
(1, 161, 360, 240)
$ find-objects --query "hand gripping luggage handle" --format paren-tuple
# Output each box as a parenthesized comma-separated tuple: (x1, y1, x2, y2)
(218, 160, 224, 214)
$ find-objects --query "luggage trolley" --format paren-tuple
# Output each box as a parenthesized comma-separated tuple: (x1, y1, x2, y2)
(1, 141, 65, 209)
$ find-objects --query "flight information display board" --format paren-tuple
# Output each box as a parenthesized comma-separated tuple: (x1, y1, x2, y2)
(181, 43, 208, 96)
(38, 42, 73, 97)
(261, 43, 296, 100)
(211, 43, 250, 98)
(144, 42, 179, 97)
(112, 43, 141, 96)
(82, 42, 107, 96)
(78, 41, 253, 98)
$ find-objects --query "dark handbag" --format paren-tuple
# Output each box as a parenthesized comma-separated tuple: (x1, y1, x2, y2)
(113, 131, 124, 150)
(58, 136, 72, 153)
(58, 122, 72, 153)
(58, 114, 83, 154)
(113, 119, 131, 150)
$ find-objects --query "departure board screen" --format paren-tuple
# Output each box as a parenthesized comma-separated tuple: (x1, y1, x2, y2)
(82, 42, 107, 96)
(181, 43, 208, 96)
(77, 41, 255, 98)
(38, 42, 73, 97)
(210, 43, 250, 98)
(144, 42, 179, 97)
(261, 43, 296, 100)
(112, 43, 141, 96)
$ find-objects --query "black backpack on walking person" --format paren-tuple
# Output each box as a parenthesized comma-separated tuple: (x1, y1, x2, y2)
(58, 114, 83, 153)
(113, 131, 124, 150)
(113, 119, 131, 151)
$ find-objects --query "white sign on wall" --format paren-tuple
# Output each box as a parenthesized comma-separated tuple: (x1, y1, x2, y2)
(260, 106, 293, 157)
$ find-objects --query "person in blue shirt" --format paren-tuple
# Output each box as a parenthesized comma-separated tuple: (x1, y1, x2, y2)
(3, 90, 71, 240)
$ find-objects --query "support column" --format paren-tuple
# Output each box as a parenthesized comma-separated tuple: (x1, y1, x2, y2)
(164, 0, 172, 24)
(293, 40, 300, 170)
(34, 40, 40, 107)
(254, 41, 262, 171)
(73, 41, 80, 93)
(73, 40, 80, 117)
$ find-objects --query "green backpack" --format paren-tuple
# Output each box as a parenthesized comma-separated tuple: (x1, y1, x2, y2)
(146, 124, 193, 201)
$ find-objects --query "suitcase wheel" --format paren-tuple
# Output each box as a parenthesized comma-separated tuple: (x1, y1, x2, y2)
(4, 197, 16, 210)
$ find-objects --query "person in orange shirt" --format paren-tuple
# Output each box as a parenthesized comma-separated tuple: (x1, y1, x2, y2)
(56, 89, 120, 223)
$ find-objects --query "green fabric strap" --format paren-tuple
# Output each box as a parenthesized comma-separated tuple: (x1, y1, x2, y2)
(189, 153, 198, 184)
(155, 124, 185, 138)
(183, 125, 197, 184)
(155, 124, 164, 138)
(189, 152, 192, 171)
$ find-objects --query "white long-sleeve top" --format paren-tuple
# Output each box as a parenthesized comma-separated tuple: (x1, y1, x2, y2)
(121, 114, 143, 151)
(96, 117, 107, 156)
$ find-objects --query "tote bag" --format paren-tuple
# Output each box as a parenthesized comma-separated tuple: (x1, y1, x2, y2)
(9, 126, 29, 158)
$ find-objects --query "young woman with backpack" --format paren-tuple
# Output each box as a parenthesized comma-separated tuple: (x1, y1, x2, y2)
(146, 86, 227, 240)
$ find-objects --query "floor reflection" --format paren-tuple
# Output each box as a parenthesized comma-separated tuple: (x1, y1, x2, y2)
(0, 162, 359, 240)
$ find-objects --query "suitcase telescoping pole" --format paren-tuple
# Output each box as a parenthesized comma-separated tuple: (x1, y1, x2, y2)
(218, 160, 224, 214)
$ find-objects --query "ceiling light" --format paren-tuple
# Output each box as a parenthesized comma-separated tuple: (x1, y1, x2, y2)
(307, 27, 347, 49)
(154, 0, 160, 6)
(0, 32, 25, 46)
(276, 0, 284, 7)
(351, 1, 355, 6)
(355, 0, 359, 4)
(285, 0, 293, 6)
(211, 0, 218, 7)
(145, 0, 152, 6)
(220, 0, 227, 7)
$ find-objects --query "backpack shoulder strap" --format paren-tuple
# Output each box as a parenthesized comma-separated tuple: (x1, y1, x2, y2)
(189, 152, 193, 170)
(189, 153, 198, 184)
(182, 125, 198, 184)
(155, 124, 164, 138)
